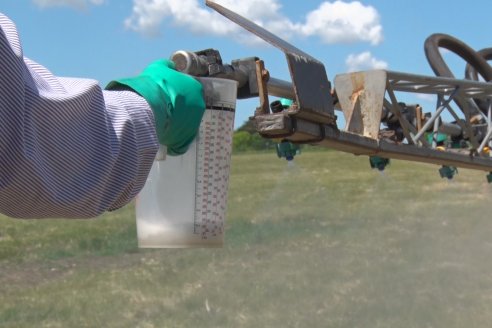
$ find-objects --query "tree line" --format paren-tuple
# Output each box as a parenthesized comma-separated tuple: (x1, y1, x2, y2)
(232, 120, 277, 152)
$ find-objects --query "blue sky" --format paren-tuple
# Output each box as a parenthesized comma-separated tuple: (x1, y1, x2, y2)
(2, 0, 491, 128)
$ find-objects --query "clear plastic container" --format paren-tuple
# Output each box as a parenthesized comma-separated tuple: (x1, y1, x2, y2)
(135, 77, 238, 248)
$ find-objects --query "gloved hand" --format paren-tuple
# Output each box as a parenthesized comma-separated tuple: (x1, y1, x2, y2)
(106, 59, 205, 156)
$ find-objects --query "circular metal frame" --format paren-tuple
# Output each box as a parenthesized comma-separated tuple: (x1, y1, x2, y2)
(425, 33, 492, 115)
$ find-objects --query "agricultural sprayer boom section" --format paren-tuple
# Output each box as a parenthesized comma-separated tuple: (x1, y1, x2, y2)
(176, 1, 492, 173)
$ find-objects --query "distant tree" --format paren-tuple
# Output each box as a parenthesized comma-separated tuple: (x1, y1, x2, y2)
(235, 119, 257, 134)
(233, 120, 276, 152)
(232, 131, 253, 152)
(249, 133, 276, 150)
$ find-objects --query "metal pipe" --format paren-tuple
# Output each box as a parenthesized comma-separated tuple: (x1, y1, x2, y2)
(438, 123, 462, 137)
(432, 116, 440, 148)
(488, 100, 492, 150)
(171, 50, 296, 100)
(488, 100, 491, 128)
(478, 100, 492, 153)
(478, 127, 492, 153)
(171, 50, 209, 76)
(266, 77, 295, 99)
(413, 103, 446, 144)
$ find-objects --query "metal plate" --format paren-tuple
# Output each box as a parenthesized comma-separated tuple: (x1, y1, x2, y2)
(206, 0, 335, 123)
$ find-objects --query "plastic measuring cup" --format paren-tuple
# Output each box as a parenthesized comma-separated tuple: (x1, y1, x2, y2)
(135, 77, 237, 248)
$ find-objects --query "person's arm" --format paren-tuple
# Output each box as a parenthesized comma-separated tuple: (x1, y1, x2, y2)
(0, 13, 160, 218)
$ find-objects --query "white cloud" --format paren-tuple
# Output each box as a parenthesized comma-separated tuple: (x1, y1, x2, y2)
(33, 0, 105, 9)
(124, 0, 236, 38)
(345, 51, 388, 72)
(299, 1, 382, 45)
(125, 0, 383, 46)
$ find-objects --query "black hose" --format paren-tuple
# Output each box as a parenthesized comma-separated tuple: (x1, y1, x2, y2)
(464, 48, 492, 112)
(424, 33, 492, 80)
(465, 47, 492, 81)
(424, 33, 492, 115)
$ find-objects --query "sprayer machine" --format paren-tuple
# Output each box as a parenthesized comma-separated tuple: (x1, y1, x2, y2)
(172, 0, 492, 181)
(136, 1, 492, 248)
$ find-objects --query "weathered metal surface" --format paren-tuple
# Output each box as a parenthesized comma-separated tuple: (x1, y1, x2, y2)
(255, 60, 270, 116)
(254, 113, 294, 137)
(286, 55, 335, 124)
(334, 70, 387, 139)
(255, 113, 492, 171)
(206, 0, 336, 125)
(206, 1, 314, 60)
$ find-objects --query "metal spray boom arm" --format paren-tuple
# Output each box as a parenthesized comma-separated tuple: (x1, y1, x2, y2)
(174, 1, 492, 173)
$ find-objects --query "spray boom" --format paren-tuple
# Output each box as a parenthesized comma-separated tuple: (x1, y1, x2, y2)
(172, 0, 492, 180)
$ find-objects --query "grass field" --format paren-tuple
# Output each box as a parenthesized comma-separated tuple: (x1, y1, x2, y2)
(2, 150, 492, 327)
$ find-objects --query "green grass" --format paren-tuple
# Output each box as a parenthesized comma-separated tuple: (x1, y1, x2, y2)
(2, 151, 492, 327)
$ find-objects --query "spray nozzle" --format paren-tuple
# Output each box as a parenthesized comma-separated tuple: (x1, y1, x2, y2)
(276, 140, 300, 161)
(439, 165, 458, 180)
(369, 156, 390, 171)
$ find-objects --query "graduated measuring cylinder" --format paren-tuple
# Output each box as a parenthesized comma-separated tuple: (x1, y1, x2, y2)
(136, 77, 238, 248)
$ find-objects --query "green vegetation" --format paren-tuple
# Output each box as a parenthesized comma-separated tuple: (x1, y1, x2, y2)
(2, 150, 492, 327)
(232, 120, 276, 153)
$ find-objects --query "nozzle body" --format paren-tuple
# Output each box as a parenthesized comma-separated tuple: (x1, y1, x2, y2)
(277, 140, 300, 161)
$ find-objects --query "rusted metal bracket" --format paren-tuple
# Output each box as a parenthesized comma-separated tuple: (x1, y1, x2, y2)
(255, 60, 270, 116)
(206, 0, 336, 126)
(334, 70, 386, 139)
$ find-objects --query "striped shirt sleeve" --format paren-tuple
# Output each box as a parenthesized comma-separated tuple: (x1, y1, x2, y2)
(0, 13, 159, 218)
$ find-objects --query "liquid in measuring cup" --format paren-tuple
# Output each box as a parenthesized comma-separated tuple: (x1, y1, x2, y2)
(136, 77, 237, 248)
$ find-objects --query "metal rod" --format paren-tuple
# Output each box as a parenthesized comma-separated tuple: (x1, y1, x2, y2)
(206, 0, 317, 62)
(255, 60, 270, 115)
(444, 103, 461, 122)
(412, 104, 446, 144)
(416, 105, 423, 132)
(478, 127, 492, 153)
(478, 100, 492, 153)
(432, 116, 440, 148)
(412, 87, 459, 143)
(385, 83, 416, 144)
(438, 123, 462, 136)
(266, 77, 295, 99)
(488, 100, 492, 149)
(488, 99, 491, 128)
(443, 103, 470, 138)
(460, 97, 480, 150)
(388, 70, 492, 99)
(475, 107, 489, 122)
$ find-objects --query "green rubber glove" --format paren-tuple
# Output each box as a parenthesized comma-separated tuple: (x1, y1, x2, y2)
(106, 59, 205, 156)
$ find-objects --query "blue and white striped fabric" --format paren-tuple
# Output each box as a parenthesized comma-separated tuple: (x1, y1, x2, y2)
(0, 13, 159, 218)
